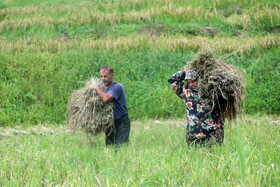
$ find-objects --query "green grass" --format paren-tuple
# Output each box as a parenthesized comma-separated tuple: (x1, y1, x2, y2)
(1, 0, 279, 39)
(0, 0, 279, 126)
(0, 115, 279, 186)
(1, 49, 279, 126)
(0, 0, 279, 185)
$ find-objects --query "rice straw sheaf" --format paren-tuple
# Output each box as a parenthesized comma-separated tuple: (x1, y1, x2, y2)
(184, 49, 246, 121)
(66, 78, 113, 136)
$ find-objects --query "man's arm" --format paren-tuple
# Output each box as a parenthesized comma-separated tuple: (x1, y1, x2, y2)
(89, 85, 114, 103)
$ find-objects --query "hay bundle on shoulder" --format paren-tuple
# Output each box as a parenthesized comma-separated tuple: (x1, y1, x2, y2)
(66, 78, 113, 136)
(184, 49, 246, 121)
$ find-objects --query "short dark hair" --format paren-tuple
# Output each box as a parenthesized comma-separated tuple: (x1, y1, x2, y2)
(100, 66, 114, 74)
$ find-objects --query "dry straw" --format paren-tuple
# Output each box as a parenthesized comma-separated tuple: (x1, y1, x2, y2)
(184, 49, 246, 121)
(1, 34, 279, 54)
(66, 78, 113, 136)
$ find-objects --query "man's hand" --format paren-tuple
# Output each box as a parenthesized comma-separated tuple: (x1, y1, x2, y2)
(89, 84, 98, 90)
(88, 84, 114, 103)
(86, 81, 91, 87)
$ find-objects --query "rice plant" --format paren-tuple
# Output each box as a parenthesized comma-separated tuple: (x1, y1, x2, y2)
(0, 115, 279, 186)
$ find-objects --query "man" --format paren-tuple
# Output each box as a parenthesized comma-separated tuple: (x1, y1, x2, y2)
(90, 66, 131, 147)
(168, 69, 224, 147)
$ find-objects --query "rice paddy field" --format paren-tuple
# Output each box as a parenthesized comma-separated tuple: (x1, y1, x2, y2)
(0, 0, 279, 186)
(0, 115, 279, 186)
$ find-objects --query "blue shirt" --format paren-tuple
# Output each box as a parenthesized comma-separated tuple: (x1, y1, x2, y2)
(107, 82, 128, 120)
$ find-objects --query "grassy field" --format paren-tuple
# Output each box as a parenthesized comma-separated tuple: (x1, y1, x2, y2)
(0, 115, 279, 186)
(1, 0, 280, 126)
(0, 0, 279, 185)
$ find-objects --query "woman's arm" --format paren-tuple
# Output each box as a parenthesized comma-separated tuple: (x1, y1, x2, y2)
(168, 71, 186, 97)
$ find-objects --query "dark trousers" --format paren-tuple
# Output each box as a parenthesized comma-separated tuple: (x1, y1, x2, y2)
(105, 114, 131, 147)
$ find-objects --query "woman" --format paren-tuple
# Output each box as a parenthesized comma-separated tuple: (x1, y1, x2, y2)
(168, 69, 224, 147)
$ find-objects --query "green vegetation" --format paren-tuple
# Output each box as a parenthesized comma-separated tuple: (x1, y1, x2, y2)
(0, 1, 279, 185)
(0, 115, 279, 186)
(0, 0, 280, 127)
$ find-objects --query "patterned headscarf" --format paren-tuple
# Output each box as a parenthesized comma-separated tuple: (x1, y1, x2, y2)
(185, 69, 197, 81)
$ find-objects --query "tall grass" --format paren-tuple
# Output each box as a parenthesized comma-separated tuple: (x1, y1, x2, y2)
(1, 1, 279, 36)
(0, 0, 280, 127)
(1, 48, 279, 126)
(0, 115, 279, 186)
(0, 0, 278, 185)
(0, 35, 279, 53)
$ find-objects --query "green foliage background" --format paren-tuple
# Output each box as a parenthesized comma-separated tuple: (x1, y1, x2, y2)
(0, 0, 279, 126)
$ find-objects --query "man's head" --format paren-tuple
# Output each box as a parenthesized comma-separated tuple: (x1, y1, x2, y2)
(100, 66, 114, 87)
(185, 69, 198, 90)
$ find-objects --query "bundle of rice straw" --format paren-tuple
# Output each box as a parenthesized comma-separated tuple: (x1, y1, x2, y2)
(66, 78, 113, 136)
(184, 49, 246, 121)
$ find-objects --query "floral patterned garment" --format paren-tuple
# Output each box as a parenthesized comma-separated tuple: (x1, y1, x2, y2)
(168, 71, 224, 139)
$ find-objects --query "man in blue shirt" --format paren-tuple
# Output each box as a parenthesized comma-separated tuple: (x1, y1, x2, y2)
(90, 66, 131, 147)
